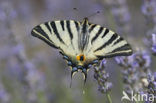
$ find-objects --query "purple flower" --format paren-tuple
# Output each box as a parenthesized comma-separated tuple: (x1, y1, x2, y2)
(144, 33, 156, 56)
(94, 60, 112, 93)
(141, 72, 156, 102)
(115, 51, 152, 94)
(0, 1, 17, 21)
(110, 0, 131, 34)
(142, 0, 156, 23)
(151, 34, 156, 55)
(0, 82, 10, 102)
(147, 73, 156, 94)
(141, 51, 151, 68)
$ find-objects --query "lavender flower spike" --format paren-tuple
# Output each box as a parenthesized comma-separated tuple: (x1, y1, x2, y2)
(151, 34, 156, 55)
(94, 60, 112, 93)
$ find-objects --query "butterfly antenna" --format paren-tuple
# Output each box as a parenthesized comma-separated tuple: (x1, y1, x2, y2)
(86, 11, 100, 19)
(73, 8, 100, 19)
(72, 7, 79, 13)
(73, 8, 78, 11)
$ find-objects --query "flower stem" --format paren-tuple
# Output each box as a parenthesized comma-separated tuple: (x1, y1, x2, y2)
(106, 93, 112, 103)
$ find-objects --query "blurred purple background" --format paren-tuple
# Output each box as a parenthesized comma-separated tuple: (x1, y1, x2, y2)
(0, 0, 156, 103)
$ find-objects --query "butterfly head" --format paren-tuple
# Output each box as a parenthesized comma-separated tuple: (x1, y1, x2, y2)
(81, 18, 89, 26)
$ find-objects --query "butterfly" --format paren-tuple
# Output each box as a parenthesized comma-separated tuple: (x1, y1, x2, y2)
(31, 17, 133, 82)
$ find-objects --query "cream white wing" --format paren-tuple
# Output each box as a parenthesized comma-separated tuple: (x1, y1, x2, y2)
(31, 20, 81, 57)
(84, 24, 133, 60)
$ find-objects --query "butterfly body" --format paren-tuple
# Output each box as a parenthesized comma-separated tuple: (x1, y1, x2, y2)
(31, 18, 132, 82)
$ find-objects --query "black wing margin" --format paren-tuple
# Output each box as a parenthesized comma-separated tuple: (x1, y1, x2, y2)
(31, 24, 58, 49)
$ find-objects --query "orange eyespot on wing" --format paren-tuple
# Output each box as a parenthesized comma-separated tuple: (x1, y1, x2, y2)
(76, 54, 86, 61)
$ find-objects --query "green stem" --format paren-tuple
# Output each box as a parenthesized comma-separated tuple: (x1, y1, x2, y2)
(106, 93, 112, 103)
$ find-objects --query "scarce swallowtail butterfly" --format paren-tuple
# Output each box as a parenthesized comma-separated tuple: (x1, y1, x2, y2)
(31, 17, 133, 83)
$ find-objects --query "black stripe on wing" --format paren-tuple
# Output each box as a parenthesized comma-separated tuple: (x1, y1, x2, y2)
(96, 43, 132, 59)
(50, 21, 65, 44)
(45, 22, 52, 33)
(94, 33, 118, 52)
(74, 21, 80, 31)
(91, 27, 104, 44)
(60, 21, 65, 31)
(66, 20, 73, 40)
(31, 25, 58, 49)
(102, 28, 109, 38)
(113, 36, 124, 45)
(89, 24, 96, 33)
(96, 52, 132, 59)
(111, 44, 132, 54)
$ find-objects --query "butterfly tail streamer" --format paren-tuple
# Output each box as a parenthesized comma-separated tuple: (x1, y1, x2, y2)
(82, 69, 87, 85)
(70, 75, 73, 88)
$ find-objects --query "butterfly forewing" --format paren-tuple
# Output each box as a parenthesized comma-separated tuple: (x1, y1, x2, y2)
(31, 20, 81, 56)
(87, 24, 132, 59)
